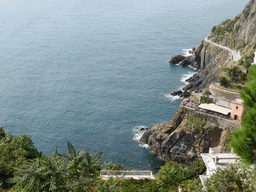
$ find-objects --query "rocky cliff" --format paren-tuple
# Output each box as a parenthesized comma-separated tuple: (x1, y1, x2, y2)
(142, 0, 256, 164)
(140, 107, 237, 164)
(170, 0, 256, 98)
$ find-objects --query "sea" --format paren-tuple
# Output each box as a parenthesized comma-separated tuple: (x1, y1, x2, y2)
(0, 0, 248, 172)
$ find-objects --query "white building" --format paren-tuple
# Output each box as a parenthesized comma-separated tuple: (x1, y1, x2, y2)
(199, 148, 241, 188)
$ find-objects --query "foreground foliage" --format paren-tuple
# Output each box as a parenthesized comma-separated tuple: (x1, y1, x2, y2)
(230, 65, 256, 164)
(1, 124, 256, 191)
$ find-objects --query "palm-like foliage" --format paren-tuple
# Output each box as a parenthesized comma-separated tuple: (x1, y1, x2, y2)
(57, 142, 102, 191)
(58, 142, 102, 178)
(9, 156, 68, 192)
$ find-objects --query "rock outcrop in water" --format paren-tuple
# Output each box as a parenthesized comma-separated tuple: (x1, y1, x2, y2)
(168, 54, 186, 64)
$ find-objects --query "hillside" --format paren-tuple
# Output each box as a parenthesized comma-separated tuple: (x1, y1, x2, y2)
(171, 0, 256, 98)
(141, 0, 256, 163)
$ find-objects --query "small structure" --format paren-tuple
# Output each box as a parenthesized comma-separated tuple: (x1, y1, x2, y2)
(230, 99, 245, 121)
(100, 170, 155, 180)
(252, 50, 256, 65)
(199, 148, 241, 188)
(198, 103, 231, 118)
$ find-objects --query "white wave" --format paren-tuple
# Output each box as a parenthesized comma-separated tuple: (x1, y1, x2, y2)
(182, 48, 193, 57)
(180, 71, 197, 85)
(139, 144, 149, 149)
(164, 94, 181, 101)
(132, 126, 147, 142)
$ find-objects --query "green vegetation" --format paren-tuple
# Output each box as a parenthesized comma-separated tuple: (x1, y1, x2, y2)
(219, 66, 247, 89)
(230, 65, 256, 165)
(204, 162, 255, 191)
(242, 9, 250, 20)
(211, 15, 241, 39)
(0, 126, 207, 192)
(234, 25, 241, 33)
(239, 52, 254, 69)
(200, 89, 211, 104)
(218, 76, 229, 87)
(237, 41, 247, 50)
(185, 115, 207, 134)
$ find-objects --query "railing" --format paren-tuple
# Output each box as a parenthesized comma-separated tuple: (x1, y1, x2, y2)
(100, 170, 153, 176)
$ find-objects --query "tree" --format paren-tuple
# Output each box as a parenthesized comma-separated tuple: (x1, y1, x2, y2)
(222, 66, 242, 81)
(201, 89, 211, 104)
(230, 65, 256, 164)
(219, 76, 229, 87)
(156, 161, 187, 191)
(9, 156, 68, 192)
(0, 130, 42, 189)
(57, 142, 102, 191)
(204, 163, 254, 191)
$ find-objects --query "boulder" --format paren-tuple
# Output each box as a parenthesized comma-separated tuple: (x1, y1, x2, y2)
(171, 90, 183, 96)
(180, 56, 194, 66)
(168, 54, 186, 64)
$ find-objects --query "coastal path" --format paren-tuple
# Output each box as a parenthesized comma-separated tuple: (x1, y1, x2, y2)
(100, 170, 155, 180)
(204, 37, 241, 62)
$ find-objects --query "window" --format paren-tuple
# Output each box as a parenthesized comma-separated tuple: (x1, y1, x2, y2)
(236, 106, 238, 109)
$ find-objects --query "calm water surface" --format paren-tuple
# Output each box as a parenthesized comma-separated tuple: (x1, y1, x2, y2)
(0, 0, 248, 171)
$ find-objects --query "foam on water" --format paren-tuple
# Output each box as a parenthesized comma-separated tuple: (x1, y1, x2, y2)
(180, 71, 197, 85)
(164, 94, 181, 101)
(133, 126, 148, 142)
(139, 144, 149, 149)
(182, 48, 193, 57)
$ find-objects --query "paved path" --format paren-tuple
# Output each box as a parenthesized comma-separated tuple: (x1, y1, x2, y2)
(204, 37, 241, 62)
(100, 170, 155, 180)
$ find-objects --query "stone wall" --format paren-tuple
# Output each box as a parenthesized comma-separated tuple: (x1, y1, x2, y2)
(209, 84, 241, 101)
(185, 106, 241, 131)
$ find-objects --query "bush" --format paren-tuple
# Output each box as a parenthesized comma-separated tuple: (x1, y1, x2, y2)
(156, 161, 187, 191)
(203, 89, 211, 97)
(219, 76, 229, 87)
(204, 163, 254, 191)
(186, 160, 206, 179)
(234, 25, 241, 33)
(103, 162, 124, 170)
(240, 72, 247, 81)
(200, 96, 211, 104)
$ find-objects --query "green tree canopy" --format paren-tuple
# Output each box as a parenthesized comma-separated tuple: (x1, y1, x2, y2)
(0, 129, 42, 189)
(230, 65, 256, 164)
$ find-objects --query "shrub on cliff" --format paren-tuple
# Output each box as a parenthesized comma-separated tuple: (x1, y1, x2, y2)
(219, 76, 229, 87)
(200, 89, 211, 104)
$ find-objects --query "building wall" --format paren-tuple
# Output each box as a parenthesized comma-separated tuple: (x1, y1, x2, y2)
(230, 103, 245, 121)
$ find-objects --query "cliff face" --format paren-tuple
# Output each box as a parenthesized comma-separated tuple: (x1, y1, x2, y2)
(140, 107, 240, 164)
(209, 0, 256, 50)
(145, 0, 255, 164)
(171, 0, 256, 97)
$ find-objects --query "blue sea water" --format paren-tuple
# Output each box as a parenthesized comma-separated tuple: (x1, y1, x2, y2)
(0, 0, 248, 171)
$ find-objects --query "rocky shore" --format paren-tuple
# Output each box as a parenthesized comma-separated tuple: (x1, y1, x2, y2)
(140, 0, 256, 165)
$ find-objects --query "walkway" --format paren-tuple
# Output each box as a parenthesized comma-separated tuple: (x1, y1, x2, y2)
(204, 37, 241, 62)
(100, 170, 155, 180)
